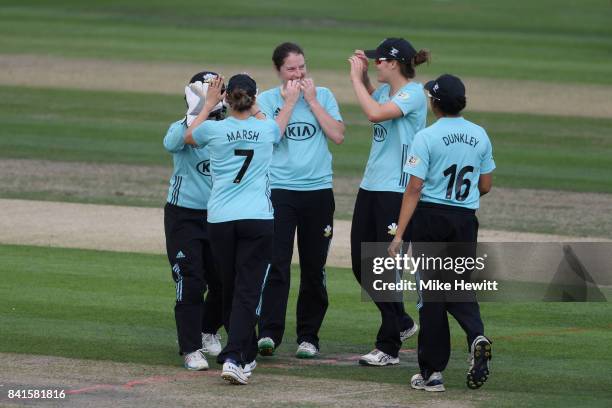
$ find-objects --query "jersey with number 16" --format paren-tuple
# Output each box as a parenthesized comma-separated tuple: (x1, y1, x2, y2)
(193, 116, 282, 223)
(404, 117, 495, 210)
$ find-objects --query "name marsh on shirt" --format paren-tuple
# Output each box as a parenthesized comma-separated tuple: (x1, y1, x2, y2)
(227, 129, 260, 142)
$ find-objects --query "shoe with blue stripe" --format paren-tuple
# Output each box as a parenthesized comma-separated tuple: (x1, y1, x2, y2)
(410, 372, 445, 392)
(467, 335, 492, 389)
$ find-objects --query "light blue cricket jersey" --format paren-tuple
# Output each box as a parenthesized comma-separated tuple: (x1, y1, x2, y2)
(193, 116, 281, 223)
(257, 86, 342, 190)
(163, 120, 212, 210)
(404, 117, 496, 210)
(360, 82, 427, 193)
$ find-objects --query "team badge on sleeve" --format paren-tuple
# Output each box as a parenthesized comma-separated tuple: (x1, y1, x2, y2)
(387, 223, 398, 236)
(405, 155, 420, 168)
(323, 225, 332, 237)
(396, 91, 410, 100)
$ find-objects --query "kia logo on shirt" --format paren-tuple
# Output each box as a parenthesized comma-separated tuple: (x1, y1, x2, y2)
(373, 124, 387, 142)
(285, 122, 316, 141)
(196, 160, 211, 176)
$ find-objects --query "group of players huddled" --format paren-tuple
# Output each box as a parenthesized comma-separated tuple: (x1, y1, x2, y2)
(163, 38, 495, 391)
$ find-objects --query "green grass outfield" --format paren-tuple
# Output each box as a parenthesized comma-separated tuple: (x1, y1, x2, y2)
(2, 85, 612, 194)
(1, 244, 611, 407)
(1, 0, 611, 84)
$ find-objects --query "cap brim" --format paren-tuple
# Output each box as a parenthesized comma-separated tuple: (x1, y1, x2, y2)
(364, 49, 379, 59)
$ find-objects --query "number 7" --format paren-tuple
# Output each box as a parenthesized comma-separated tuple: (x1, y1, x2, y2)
(234, 149, 254, 183)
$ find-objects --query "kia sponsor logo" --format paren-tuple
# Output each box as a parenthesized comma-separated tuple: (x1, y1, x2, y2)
(373, 124, 387, 142)
(285, 122, 317, 141)
(197, 160, 211, 176)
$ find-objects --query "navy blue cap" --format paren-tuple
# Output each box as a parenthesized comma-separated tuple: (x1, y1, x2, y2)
(364, 38, 417, 62)
(425, 74, 466, 104)
(227, 74, 257, 97)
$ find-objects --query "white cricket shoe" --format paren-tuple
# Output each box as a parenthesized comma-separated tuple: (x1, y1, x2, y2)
(201, 333, 222, 356)
(296, 342, 319, 359)
(244, 360, 257, 378)
(400, 323, 419, 341)
(184, 350, 209, 371)
(358, 349, 399, 366)
(411, 372, 445, 392)
(222, 361, 248, 385)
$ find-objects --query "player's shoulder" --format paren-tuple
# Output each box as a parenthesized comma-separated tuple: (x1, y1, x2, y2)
(399, 81, 425, 99)
(168, 119, 186, 132)
(315, 86, 334, 96)
(461, 118, 490, 138)
(262, 117, 280, 133)
(414, 125, 434, 143)
(258, 87, 281, 100)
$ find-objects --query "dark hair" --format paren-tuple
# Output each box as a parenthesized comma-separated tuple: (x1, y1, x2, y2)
(225, 88, 255, 112)
(398, 49, 431, 79)
(272, 42, 305, 70)
(432, 96, 466, 116)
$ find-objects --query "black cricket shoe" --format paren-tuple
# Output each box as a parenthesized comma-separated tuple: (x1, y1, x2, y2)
(467, 335, 492, 389)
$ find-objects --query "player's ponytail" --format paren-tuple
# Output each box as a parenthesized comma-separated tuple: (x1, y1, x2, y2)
(226, 88, 255, 113)
(434, 96, 466, 116)
(399, 49, 431, 79)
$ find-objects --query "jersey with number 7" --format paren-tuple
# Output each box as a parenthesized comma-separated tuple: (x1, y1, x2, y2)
(403, 117, 495, 210)
(193, 116, 282, 223)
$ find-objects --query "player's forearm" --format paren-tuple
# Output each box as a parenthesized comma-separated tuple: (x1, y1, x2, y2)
(363, 75, 375, 95)
(351, 79, 383, 123)
(274, 102, 296, 137)
(308, 100, 345, 144)
(184, 104, 213, 145)
(396, 186, 421, 239)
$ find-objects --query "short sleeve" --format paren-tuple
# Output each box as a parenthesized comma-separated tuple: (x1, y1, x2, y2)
(391, 87, 421, 116)
(192, 121, 215, 147)
(258, 91, 275, 119)
(403, 131, 429, 180)
(480, 134, 496, 174)
(163, 121, 186, 153)
(319, 87, 342, 121)
(269, 120, 282, 144)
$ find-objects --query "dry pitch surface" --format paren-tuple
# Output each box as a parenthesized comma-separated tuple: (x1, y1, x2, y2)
(2, 54, 612, 118)
(0, 353, 476, 408)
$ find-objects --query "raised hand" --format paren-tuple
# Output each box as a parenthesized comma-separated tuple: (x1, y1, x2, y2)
(353, 49, 370, 72)
(282, 79, 302, 105)
(301, 78, 317, 105)
(204, 76, 225, 109)
(348, 56, 366, 83)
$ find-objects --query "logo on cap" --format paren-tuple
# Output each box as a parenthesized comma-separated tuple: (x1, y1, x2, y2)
(433, 83, 440, 92)
(389, 47, 399, 57)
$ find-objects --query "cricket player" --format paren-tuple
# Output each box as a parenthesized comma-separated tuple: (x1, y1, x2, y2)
(184, 74, 281, 385)
(256, 42, 345, 359)
(163, 71, 225, 371)
(389, 74, 495, 391)
(348, 38, 430, 366)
